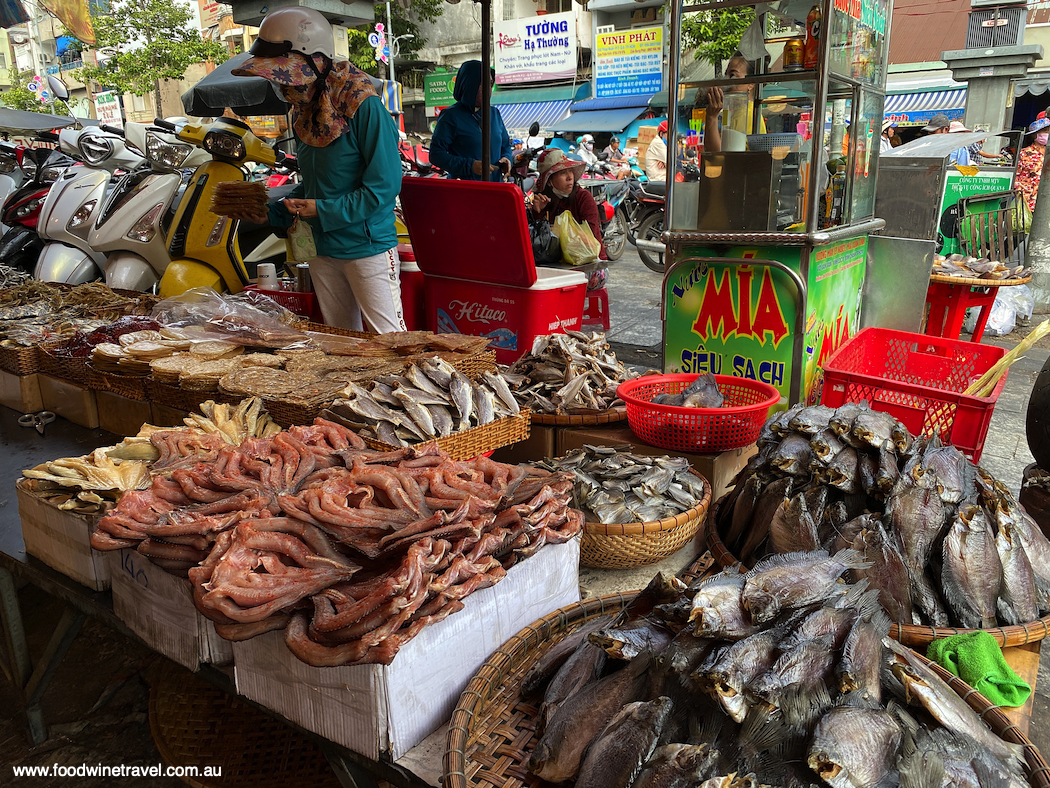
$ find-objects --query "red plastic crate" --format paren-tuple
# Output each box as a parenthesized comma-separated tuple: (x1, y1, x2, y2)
(617, 374, 781, 453)
(819, 327, 1007, 461)
(244, 284, 325, 324)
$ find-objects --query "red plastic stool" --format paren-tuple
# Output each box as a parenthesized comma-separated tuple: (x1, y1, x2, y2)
(582, 287, 610, 330)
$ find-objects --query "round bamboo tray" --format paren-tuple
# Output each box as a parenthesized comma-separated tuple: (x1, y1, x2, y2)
(530, 405, 627, 426)
(580, 469, 712, 570)
(443, 593, 1049, 788)
(930, 273, 1032, 288)
(705, 493, 1050, 648)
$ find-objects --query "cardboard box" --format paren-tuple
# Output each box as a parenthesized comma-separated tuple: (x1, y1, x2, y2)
(151, 403, 190, 427)
(109, 550, 233, 671)
(233, 538, 581, 761)
(39, 374, 99, 429)
(0, 370, 43, 413)
(16, 480, 109, 591)
(97, 391, 153, 437)
(490, 424, 556, 465)
(425, 269, 588, 365)
(557, 425, 757, 502)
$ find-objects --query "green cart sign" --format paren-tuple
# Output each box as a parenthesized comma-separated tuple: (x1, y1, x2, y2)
(937, 169, 1014, 256)
(424, 71, 456, 110)
(664, 237, 867, 404)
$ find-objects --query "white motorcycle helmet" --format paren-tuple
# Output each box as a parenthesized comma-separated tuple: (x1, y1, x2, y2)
(248, 7, 336, 60)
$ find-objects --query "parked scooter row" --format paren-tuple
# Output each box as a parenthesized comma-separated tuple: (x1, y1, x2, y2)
(0, 115, 296, 295)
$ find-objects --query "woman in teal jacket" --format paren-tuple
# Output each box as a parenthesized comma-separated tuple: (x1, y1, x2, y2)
(233, 7, 406, 333)
(430, 60, 513, 181)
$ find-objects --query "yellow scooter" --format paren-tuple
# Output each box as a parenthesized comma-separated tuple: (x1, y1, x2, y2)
(154, 117, 287, 297)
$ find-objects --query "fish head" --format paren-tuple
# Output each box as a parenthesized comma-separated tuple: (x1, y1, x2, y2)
(807, 750, 846, 786)
(742, 589, 778, 623)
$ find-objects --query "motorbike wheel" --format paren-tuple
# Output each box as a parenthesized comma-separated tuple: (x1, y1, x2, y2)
(604, 207, 628, 262)
(637, 211, 665, 273)
(7, 245, 40, 276)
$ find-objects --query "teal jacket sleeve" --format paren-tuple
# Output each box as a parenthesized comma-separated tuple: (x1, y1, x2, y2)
(314, 96, 401, 233)
(267, 182, 303, 228)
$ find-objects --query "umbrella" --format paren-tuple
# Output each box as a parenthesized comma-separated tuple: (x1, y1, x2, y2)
(181, 52, 289, 117)
(0, 107, 81, 134)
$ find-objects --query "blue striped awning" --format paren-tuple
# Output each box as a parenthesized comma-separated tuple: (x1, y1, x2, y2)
(570, 94, 654, 112)
(495, 100, 573, 136)
(379, 81, 403, 115)
(884, 89, 967, 127)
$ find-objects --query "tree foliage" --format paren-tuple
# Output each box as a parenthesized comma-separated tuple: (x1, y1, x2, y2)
(681, 8, 756, 73)
(347, 0, 444, 76)
(0, 69, 77, 114)
(72, 0, 228, 99)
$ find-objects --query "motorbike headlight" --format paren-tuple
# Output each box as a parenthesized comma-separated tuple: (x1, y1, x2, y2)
(202, 130, 246, 161)
(145, 131, 193, 169)
(67, 200, 97, 229)
(126, 203, 165, 243)
(19, 157, 37, 179)
(78, 134, 114, 166)
(15, 197, 44, 218)
(0, 156, 15, 174)
(42, 164, 66, 183)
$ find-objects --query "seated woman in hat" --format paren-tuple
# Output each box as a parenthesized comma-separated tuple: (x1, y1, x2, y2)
(530, 148, 608, 289)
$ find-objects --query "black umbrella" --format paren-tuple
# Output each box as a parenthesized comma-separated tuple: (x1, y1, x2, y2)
(0, 107, 82, 134)
(181, 52, 289, 117)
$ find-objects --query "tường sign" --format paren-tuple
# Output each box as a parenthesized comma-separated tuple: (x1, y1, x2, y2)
(595, 26, 662, 98)
(494, 11, 576, 85)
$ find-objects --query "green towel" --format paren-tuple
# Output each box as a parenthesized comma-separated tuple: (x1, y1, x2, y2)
(926, 631, 1031, 708)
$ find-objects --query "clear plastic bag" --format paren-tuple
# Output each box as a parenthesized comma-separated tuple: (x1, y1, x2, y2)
(553, 211, 601, 266)
(151, 287, 311, 348)
(287, 212, 317, 263)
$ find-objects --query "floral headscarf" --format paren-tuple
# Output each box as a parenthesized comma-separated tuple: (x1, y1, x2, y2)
(233, 53, 378, 147)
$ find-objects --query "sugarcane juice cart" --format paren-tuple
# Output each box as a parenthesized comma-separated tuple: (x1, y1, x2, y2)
(660, 0, 890, 405)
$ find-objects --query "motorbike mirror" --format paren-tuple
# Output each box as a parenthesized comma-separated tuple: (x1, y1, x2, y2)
(528, 121, 540, 138)
(46, 74, 69, 101)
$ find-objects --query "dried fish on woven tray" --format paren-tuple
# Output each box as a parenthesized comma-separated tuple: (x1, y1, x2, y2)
(535, 445, 707, 524)
(22, 442, 153, 511)
(505, 331, 639, 415)
(0, 265, 30, 289)
(712, 400, 1050, 630)
(524, 566, 1026, 788)
(932, 253, 1030, 281)
(324, 356, 520, 446)
(89, 417, 583, 666)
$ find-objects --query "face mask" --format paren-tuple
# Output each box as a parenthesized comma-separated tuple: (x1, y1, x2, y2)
(584, 141, 593, 150)
(552, 185, 572, 198)
(1037, 132, 1048, 146)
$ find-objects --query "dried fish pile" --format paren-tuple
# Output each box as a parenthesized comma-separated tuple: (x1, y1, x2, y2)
(933, 253, 1030, 281)
(534, 445, 707, 524)
(502, 332, 638, 414)
(89, 417, 581, 666)
(713, 401, 1050, 629)
(0, 281, 156, 346)
(652, 372, 725, 408)
(325, 357, 520, 445)
(524, 563, 1027, 788)
(0, 264, 30, 288)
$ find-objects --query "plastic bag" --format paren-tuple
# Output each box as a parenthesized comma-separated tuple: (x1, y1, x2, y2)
(553, 211, 601, 266)
(286, 212, 317, 263)
(152, 287, 311, 348)
(530, 218, 562, 265)
(1013, 199, 1033, 235)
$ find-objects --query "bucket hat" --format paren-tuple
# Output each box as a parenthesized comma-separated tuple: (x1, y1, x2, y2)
(535, 148, 586, 193)
(948, 121, 970, 133)
(1028, 117, 1050, 134)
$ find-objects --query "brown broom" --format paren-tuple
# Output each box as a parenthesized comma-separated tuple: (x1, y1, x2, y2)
(963, 319, 1050, 398)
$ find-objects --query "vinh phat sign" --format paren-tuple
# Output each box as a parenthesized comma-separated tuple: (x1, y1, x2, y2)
(494, 11, 576, 85)
(595, 26, 662, 98)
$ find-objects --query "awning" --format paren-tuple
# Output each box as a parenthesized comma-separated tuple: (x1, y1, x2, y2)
(1015, 78, 1050, 97)
(884, 89, 967, 127)
(491, 82, 589, 105)
(570, 94, 653, 111)
(549, 106, 648, 133)
(495, 100, 573, 135)
(379, 80, 403, 115)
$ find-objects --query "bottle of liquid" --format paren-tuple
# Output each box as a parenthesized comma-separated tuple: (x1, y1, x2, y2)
(804, 4, 822, 70)
(831, 163, 846, 225)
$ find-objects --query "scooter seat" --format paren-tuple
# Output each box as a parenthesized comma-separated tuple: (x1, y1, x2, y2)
(641, 181, 667, 197)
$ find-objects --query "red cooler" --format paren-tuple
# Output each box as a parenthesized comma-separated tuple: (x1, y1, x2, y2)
(399, 179, 587, 364)
(398, 243, 426, 330)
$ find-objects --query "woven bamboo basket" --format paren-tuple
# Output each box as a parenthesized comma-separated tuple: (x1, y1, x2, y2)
(530, 405, 627, 427)
(580, 469, 712, 569)
(443, 590, 1050, 788)
(0, 344, 41, 376)
(361, 410, 531, 462)
(37, 340, 108, 390)
(88, 364, 150, 401)
(263, 397, 323, 429)
(930, 273, 1032, 288)
(145, 379, 241, 415)
(705, 493, 1050, 648)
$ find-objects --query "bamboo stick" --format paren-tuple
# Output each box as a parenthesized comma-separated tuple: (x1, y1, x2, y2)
(963, 319, 1050, 398)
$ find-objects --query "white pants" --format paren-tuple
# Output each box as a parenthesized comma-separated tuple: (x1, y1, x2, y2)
(309, 248, 406, 333)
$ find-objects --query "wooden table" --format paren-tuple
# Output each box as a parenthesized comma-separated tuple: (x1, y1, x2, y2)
(924, 274, 1032, 344)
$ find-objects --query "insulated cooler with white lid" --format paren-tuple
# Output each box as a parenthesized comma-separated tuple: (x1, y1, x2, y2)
(399, 179, 587, 364)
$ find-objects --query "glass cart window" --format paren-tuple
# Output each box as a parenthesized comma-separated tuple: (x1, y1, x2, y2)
(819, 93, 852, 228)
(848, 89, 884, 222)
(827, 0, 891, 87)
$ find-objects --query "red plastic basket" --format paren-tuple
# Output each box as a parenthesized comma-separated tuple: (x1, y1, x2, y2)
(819, 327, 1007, 462)
(617, 374, 780, 454)
(244, 284, 325, 324)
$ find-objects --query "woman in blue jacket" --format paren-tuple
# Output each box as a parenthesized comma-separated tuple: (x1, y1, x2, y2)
(233, 7, 406, 333)
(430, 60, 513, 181)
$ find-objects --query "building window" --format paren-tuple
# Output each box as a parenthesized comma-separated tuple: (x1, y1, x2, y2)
(132, 94, 147, 112)
(545, 0, 573, 13)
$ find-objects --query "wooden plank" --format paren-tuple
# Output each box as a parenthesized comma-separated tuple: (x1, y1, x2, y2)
(1000, 640, 1041, 736)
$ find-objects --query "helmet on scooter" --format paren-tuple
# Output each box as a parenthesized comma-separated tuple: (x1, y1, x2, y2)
(248, 7, 336, 60)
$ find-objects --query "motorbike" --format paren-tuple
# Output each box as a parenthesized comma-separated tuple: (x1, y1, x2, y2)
(0, 140, 25, 237)
(89, 121, 212, 292)
(0, 143, 74, 275)
(35, 126, 144, 284)
(153, 116, 292, 298)
(579, 178, 629, 262)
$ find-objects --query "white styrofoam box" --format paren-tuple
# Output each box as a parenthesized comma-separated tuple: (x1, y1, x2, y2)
(16, 480, 110, 591)
(234, 537, 581, 761)
(109, 550, 233, 671)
